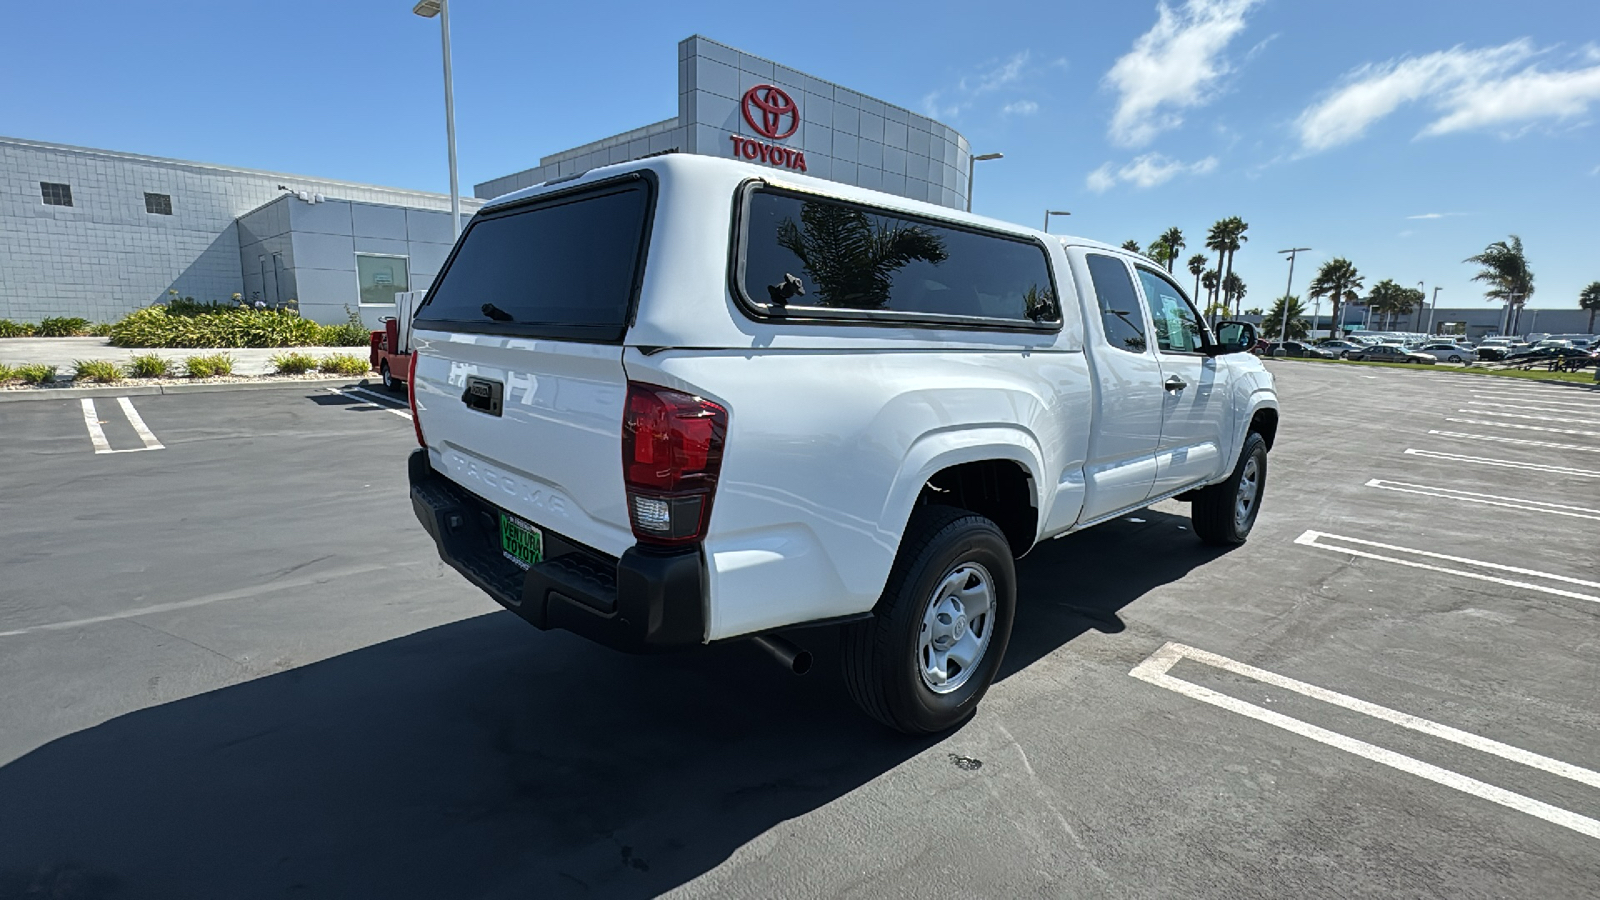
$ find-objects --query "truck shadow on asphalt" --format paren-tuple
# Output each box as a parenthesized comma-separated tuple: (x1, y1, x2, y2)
(0, 512, 1227, 899)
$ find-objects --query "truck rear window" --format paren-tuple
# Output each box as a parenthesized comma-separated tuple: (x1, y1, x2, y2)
(737, 188, 1059, 327)
(414, 178, 652, 341)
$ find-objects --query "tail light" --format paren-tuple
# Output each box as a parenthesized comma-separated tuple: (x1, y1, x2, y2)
(407, 361, 426, 448)
(622, 382, 728, 547)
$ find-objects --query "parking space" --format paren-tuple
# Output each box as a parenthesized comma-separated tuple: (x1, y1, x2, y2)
(1, 366, 1597, 898)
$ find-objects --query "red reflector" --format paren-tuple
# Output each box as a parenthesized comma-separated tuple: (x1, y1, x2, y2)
(622, 382, 728, 545)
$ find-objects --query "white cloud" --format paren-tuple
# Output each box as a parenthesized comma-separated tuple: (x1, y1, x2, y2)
(1103, 0, 1264, 147)
(1296, 40, 1600, 152)
(1002, 100, 1039, 116)
(923, 51, 1035, 121)
(1405, 212, 1465, 220)
(1086, 153, 1219, 192)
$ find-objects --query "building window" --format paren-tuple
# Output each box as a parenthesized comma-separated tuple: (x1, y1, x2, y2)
(40, 182, 73, 207)
(145, 193, 172, 215)
(357, 254, 409, 306)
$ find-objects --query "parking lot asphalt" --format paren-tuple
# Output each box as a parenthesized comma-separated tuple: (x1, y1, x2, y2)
(1, 367, 1597, 899)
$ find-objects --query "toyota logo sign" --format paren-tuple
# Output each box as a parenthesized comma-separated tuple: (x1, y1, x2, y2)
(742, 84, 799, 140)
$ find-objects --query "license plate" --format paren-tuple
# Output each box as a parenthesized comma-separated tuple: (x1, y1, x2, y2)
(499, 513, 543, 570)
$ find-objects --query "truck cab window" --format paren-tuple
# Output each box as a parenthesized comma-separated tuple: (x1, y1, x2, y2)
(1086, 254, 1147, 353)
(1135, 268, 1206, 354)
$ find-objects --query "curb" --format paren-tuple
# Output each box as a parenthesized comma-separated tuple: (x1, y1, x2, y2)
(0, 377, 375, 404)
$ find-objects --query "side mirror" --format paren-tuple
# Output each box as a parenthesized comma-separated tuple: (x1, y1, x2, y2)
(1208, 320, 1258, 356)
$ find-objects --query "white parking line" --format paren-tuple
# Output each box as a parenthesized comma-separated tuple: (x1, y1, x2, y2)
(1130, 643, 1600, 841)
(1403, 448, 1600, 478)
(1469, 398, 1600, 413)
(1365, 479, 1600, 520)
(117, 397, 164, 450)
(323, 387, 412, 420)
(79, 398, 164, 454)
(1459, 409, 1600, 426)
(1428, 430, 1600, 454)
(1443, 418, 1600, 438)
(1294, 530, 1600, 604)
(1469, 392, 1600, 409)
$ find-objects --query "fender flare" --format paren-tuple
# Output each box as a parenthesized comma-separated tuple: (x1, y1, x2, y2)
(877, 425, 1048, 554)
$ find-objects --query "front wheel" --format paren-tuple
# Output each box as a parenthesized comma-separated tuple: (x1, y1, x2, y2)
(1448, 355, 1462, 363)
(1191, 433, 1268, 546)
(842, 506, 1016, 734)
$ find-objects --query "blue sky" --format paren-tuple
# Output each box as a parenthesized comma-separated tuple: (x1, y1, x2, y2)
(4, 0, 1598, 311)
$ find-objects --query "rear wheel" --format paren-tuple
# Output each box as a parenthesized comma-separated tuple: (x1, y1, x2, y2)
(842, 506, 1016, 734)
(1191, 433, 1268, 546)
(381, 362, 401, 393)
(1448, 354, 1463, 363)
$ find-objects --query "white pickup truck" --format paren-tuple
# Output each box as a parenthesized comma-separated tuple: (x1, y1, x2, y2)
(406, 154, 1278, 733)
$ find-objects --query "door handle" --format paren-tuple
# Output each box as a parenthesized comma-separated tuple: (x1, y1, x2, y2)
(1164, 375, 1188, 391)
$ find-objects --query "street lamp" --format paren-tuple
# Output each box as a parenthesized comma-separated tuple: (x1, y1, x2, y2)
(413, 0, 462, 240)
(1416, 281, 1424, 333)
(1043, 210, 1071, 233)
(1427, 286, 1440, 334)
(1277, 247, 1311, 342)
(966, 152, 1003, 212)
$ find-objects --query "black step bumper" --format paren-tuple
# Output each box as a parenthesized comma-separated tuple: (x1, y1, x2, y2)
(408, 449, 706, 652)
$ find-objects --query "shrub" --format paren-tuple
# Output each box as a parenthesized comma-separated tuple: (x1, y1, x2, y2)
(320, 307, 372, 347)
(126, 353, 174, 378)
(18, 364, 57, 384)
(271, 352, 320, 375)
(0, 319, 35, 338)
(185, 353, 236, 377)
(167, 297, 235, 316)
(318, 353, 371, 376)
(110, 306, 324, 348)
(88, 322, 115, 337)
(36, 317, 92, 337)
(73, 359, 122, 383)
(0, 363, 17, 383)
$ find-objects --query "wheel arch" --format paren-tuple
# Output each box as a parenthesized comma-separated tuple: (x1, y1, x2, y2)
(880, 428, 1047, 559)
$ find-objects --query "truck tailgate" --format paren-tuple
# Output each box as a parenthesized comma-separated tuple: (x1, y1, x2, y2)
(412, 331, 632, 557)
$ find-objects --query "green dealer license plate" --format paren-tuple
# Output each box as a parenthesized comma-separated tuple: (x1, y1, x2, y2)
(499, 513, 544, 570)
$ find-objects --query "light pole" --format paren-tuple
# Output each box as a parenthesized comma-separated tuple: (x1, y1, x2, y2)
(1043, 210, 1070, 233)
(1277, 247, 1310, 342)
(1415, 281, 1424, 333)
(966, 152, 1003, 212)
(413, 0, 461, 241)
(1427, 286, 1440, 334)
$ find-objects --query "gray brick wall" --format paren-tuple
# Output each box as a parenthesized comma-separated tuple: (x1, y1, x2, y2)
(473, 35, 970, 210)
(0, 136, 480, 324)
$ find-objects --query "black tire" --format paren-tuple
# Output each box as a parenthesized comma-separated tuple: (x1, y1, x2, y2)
(1448, 355, 1462, 363)
(1191, 432, 1268, 546)
(380, 362, 401, 393)
(842, 505, 1016, 735)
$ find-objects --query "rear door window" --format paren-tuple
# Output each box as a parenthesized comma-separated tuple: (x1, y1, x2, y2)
(414, 177, 653, 341)
(1085, 253, 1148, 354)
(737, 188, 1060, 327)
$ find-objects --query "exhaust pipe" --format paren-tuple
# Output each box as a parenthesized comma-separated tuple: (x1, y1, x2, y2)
(750, 634, 812, 675)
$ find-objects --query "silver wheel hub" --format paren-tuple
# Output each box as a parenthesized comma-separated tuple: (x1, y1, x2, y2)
(919, 563, 996, 694)
(1235, 456, 1261, 530)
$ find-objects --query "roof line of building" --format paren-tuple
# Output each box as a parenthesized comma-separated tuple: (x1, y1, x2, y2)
(0, 134, 469, 204)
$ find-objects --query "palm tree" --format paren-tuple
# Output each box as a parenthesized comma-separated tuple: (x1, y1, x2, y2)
(1206, 217, 1248, 320)
(1222, 273, 1246, 318)
(1187, 254, 1208, 301)
(1307, 258, 1364, 338)
(1160, 227, 1185, 274)
(1464, 235, 1534, 334)
(1581, 281, 1600, 333)
(1264, 294, 1309, 341)
(1147, 236, 1172, 270)
(1121, 240, 1143, 254)
(1201, 270, 1226, 320)
(1366, 279, 1423, 330)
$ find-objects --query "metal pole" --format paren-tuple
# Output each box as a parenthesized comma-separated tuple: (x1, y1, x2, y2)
(966, 156, 976, 213)
(1277, 247, 1310, 342)
(1427, 286, 1439, 334)
(440, 0, 461, 240)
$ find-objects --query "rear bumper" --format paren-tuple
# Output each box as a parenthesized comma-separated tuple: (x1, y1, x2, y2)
(408, 449, 706, 652)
